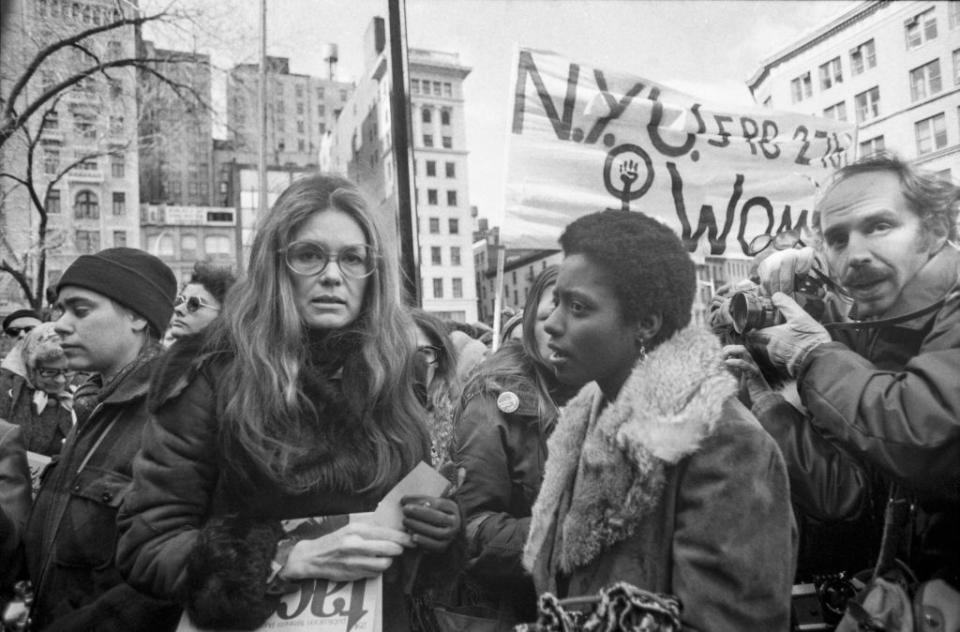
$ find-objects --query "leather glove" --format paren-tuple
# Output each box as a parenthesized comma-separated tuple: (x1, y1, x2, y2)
(747, 292, 831, 378)
(400, 495, 461, 553)
(757, 246, 820, 298)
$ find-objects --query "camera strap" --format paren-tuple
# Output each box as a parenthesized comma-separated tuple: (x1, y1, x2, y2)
(824, 298, 945, 332)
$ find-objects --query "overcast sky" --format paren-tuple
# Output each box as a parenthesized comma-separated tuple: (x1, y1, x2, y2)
(144, 0, 857, 225)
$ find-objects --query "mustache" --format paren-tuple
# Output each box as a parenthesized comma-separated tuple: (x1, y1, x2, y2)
(842, 267, 887, 287)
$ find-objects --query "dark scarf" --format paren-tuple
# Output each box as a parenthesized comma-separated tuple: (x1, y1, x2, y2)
(72, 342, 162, 426)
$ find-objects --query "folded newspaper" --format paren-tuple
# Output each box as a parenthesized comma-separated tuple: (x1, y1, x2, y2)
(176, 462, 449, 632)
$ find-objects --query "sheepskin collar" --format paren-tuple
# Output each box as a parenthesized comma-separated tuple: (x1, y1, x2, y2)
(523, 324, 736, 580)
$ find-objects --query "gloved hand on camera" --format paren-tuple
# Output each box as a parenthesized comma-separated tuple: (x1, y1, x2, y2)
(757, 246, 822, 298)
(746, 292, 831, 378)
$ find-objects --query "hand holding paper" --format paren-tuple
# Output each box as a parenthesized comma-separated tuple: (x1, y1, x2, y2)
(400, 495, 461, 552)
(280, 521, 412, 582)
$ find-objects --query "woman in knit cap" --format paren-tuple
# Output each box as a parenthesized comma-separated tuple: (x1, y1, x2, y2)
(0, 322, 75, 457)
(117, 174, 460, 631)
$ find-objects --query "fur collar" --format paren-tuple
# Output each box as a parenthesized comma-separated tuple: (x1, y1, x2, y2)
(523, 324, 736, 578)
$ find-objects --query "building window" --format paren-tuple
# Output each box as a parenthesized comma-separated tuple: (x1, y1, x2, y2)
(429, 217, 440, 234)
(447, 190, 457, 206)
(73, 111, 97, 140)
(109, 79, 122, 99)
(422, 108, 432, 124)
(905, 7, 937, 49)
(318, 122, 326, 134)
(854, 86, 880, 123)
(433, 278, 443, 299)
(859, 136, 885, 157)
(850, 39, 876, 76)
(451, 246, 461, 266)
(449, 218, 459, 234)
(423, 134, 433, 147)
(112, 192, 125, 215)
(339, 89, 347, 101)
(75, 230, 100, 254)
(411, 79, 419, 95)
(111, 156, 125, 178)
(915, 113, 947, 155)
(46, 189, 61, 214)
(790, 72, 812, 103)
(910, 59, 942, 101)
(426, 160, 436, 176)
(442, 136, 452, 149)
(74, 190, 99, 219)
(818, 57, 843, 90)
(204, 235, 232, 258)
(113, 230, 126, 247)
(441, 109, 451, 126)
(452, 278, 462, 299)
(427, 189, 438, 205)
(950, 1, 960, 28)
(43, 148, 60, 174)
(433, 81, 442, 96)
(953, 49, 960, 85)
(443, 82, 452, 97)
(181, 235, 197, 260)
(106, 40, 122, 60)
(431, 246, 442, 265)
(298, 139, 305, 152)
(823, 102, 847, 122)
(109, 115, 123, 135)
(445, 161, 455, 178)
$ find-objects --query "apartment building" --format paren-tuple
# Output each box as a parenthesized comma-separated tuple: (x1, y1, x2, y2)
(748, 0, 960, 178)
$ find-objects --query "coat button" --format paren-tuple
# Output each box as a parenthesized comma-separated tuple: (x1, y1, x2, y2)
(101, 492, 112, 502)
(72, 484, 81, 493)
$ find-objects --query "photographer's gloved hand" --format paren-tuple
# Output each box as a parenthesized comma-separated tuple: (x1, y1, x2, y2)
(747, 292, 831, 378)
(722, 344, 773, 405)
(757, 246, 819, 297)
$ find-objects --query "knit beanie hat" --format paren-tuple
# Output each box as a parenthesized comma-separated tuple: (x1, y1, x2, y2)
(57, 247, 176, 337)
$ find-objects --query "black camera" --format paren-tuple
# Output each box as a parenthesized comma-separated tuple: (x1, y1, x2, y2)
(713, 271, 830, 335)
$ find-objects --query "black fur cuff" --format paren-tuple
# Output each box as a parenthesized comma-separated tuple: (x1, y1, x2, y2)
(180, 516, 284, 630)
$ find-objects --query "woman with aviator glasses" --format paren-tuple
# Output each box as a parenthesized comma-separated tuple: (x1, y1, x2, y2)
(166, 261, 236, 344)
(117, 174, 459, 631)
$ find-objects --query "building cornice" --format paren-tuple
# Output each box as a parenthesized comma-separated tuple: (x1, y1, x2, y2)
(747, 0, 888, 95)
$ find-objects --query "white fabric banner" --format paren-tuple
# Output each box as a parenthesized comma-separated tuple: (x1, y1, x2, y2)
(504, 48, 857, 255)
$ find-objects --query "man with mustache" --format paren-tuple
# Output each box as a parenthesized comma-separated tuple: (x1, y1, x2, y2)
(748, 152, 959, 591)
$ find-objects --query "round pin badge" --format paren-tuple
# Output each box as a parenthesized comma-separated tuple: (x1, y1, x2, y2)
(497, 391, 520, 413)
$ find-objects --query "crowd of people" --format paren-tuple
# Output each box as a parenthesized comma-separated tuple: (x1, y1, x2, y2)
(0, 153, 956, 631)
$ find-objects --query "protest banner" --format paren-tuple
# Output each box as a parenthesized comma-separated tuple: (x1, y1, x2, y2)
(504, 48, 857, 255)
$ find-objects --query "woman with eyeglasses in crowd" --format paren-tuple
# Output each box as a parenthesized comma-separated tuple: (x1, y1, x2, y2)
(116, 174, 460, 631)
(0, 322, 76, 457)
(440, 265, 582, 627)
(165, 261, 236, 345)
(410, 309, 462, 468)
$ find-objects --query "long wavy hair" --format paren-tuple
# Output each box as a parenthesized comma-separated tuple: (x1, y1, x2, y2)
(207, 174, 428, 493)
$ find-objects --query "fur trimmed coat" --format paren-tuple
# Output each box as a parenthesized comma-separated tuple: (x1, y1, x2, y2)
(523, 326, 795, 631)
(116, 334, 418, 631)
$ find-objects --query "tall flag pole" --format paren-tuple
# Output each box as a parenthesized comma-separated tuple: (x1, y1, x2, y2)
(388, 0, 420, 305)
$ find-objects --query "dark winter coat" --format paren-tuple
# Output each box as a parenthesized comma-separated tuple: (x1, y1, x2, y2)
(0, 419, 31, 592)
(0, 368, 73, 457)
(116, 334, 419, 631)
(451, 346, 570, 623)
(23, 345, 180, 632)
(524, 326, 795, 632)
(780, 244, 960, 579)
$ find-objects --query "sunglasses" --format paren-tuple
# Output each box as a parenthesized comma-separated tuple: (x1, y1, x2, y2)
(37, 367, 76, 379)
(174, 295, 220, 313)
(746, 229, 807, 257)
(416, 345, 441, 365)
(4, 325, 35, 337)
